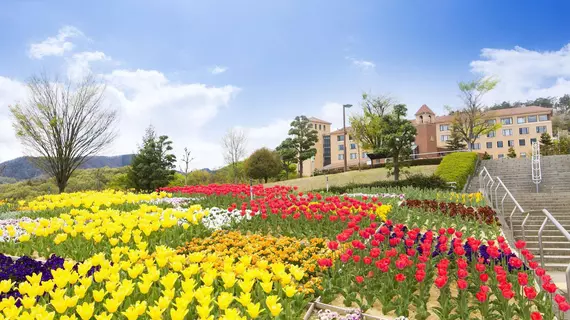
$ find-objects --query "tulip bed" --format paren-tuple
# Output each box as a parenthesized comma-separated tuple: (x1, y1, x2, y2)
(0, 185, 565, 319)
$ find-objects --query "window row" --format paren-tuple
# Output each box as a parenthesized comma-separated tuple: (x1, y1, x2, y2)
(500, 114, 549, 125)
(338, 143, 358, 151)
(338, 152, 367, 160)
(483, 138, 538, 149)
(313, 123, 327, 131)
(486, 126, 547, 137)
(495, 152, 527, 159)
(336, 134, 353, 142)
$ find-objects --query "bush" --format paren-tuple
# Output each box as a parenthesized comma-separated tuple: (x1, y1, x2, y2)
(434, 152, 478, 190)
(313, 174, 448, 194)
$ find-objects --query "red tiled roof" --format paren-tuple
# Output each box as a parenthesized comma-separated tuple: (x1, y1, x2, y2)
(308, 117, 332, 124)
(415, 104, 435, 115)
(329, 127, 352, 135)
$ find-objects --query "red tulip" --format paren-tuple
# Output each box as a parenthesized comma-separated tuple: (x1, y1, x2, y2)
(515, 240, 526, 249)
(363, 257, 372, 265)
(479, 273, 489, 282)
(355, 276, 364, 284)
(327, 241, 339, 251)
(524, 286, 537, 300)
(476, 290, 487, 302)
(559, 301, 570, 312)
(395, 273, 406, 282)
(555, 294, 566, 304)
(530, 312, 543, 320)
(415, 270, 426, 282)
(434, 276, 448, 288)
(457, 279, 468, 290)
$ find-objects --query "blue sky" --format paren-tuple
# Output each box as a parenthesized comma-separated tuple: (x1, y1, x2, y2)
(2, 0, 570, 168)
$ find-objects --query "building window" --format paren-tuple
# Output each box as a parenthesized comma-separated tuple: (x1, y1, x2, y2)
(539, 114, 548, 121)
(350, 153, 357, 159)
(348, 135, 352, 141)
(519, 139, 526, 146)
(362, 152, 367, 158)
(319, 124, 322, 130)
(350, 143, 357, 150)
(521, 152, 527, 158)
(440, 124, 449, 131)
(497, 141, 504, 148)
(528, 115, 537, 123)
(471, 143, 481, 150)
(519, 127, 529, 135)
(337, 135, 344, 141)
(517, 117, 526, 124)
(323, 125, 326, 131)
(498, 154, 505, 159)
(440, 135, 450, 141)
(508, 140, 515, 147)
(486, 142, 492, 149)
(501, 118, 513, 125)
(323, 135, 331, 166)
(502, 129, 513, 136)
(487, 131, 496, 138)
(338, 144, 344, 151)
(536, 126, 547, 134)
(486, 119, 497, 125)
(530, 138, 537, 144)
(338, 154, 344, 160)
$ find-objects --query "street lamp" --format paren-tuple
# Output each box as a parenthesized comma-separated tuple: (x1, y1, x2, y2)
(343, 104, 353, 172)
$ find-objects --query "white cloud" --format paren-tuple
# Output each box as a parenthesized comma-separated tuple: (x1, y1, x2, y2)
(211, 66, 228, 75)
(346, 57, 375, 71)
(28, 26, 83, 59)
(0, 77, 28, 163)
(67, 51, 110, 81)
(470, 44, 570, 103)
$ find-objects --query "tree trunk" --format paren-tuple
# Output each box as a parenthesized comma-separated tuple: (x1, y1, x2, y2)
(56, 177, 67, 193)
(264, 177, 268, 183)
(393, 156, 400, 182)
(298, 160, 303, 178)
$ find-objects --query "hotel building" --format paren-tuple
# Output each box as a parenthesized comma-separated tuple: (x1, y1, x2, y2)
(301, 105, 553, 176)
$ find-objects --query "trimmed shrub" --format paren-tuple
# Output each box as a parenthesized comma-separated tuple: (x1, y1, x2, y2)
(434, 152, 478, 190)
(314, 157, 442, 176)
(313, 174, 448, 193)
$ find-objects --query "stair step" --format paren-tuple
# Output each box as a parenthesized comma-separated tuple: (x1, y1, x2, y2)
(514, 230, 568, 237)
(534, 255, 570, 264)
(544, 262, 570, 272)
(520, 235, 569, 242)
(526, 242, 570, 249)
(527, 247, 570, 255)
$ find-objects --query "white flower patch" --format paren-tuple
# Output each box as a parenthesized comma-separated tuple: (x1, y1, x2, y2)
(344, 193, 405, 200)
(0, 217, 38, 242)
(201, 207, 258, 230)
(144, 197, 204, 208)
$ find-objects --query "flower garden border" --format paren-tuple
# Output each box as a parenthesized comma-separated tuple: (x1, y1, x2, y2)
(303, 297, 393, 320)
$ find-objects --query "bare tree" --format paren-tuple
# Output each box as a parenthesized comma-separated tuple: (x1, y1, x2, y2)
(452, 78, 500, 151)
(221, 128, 247, 182)
(10, 73, 118, 193)
(179, 147, 194, 186)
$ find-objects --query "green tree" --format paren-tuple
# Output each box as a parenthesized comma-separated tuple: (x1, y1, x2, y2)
(381, 104, 417, 181)
(275, 138, 297, 179)
(452, 78, 501, 151)
(288, 116, 319, 177)
(350, 93, 394, 153)
(445, 130, 467, 151)
(245, 148, 282, 183)
(507, 147, 517, 158)
(127, 126, 177, 192)
(221, 128, 247, 182)
(10, 74, 118, 193)
(540, 132, 554, 156)
(482, 151, 492, 160)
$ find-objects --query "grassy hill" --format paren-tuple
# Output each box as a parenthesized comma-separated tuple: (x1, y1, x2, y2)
(264, 165, 438, 191)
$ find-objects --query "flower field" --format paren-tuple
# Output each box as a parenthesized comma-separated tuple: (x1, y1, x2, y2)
(0, 185, 566, 319)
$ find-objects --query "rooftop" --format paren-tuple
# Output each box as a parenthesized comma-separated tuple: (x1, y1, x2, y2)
(433, 106, 553, 124)
(308, 117, 332, 124)
(415, 104, 435, 115)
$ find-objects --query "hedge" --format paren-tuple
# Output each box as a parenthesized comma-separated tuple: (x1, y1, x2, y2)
(313, 174, 449, 194)
(314, 157, 443, 176)
(434, 152, 478, 191)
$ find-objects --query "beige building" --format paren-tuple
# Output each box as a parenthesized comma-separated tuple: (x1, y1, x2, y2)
(301, 105, 553, 175)
(434, 106, 553, 159)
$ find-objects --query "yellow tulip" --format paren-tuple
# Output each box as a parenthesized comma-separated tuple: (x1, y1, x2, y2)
(217, 292, 234, 310)
(94, 312, 112, 320)
(103, 298, 121, 313)
(246, 302, 263, 318)
(92, 289, 106, 302)
(122, 306, 139, 320)
(283, 285, 297, 298)
(236, 292, 252, 307)
(260, 281, 273, 293)
(50, 297, 68, 314)
(75, 302, 94, 320)
(146, 306, 162, 320)
(20, 295, 35, 309)
(196, 304, 213, 320)
(170, 307, 189, 320)
(265, 295, 283, 317)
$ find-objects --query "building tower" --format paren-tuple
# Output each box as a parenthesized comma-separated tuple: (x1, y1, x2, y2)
(414, 104, 438, 155)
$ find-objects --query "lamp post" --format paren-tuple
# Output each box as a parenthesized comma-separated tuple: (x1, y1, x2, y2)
(343, 104, 352, 172)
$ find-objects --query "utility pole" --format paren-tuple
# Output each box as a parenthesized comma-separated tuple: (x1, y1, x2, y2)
(343, 104, 352, 172)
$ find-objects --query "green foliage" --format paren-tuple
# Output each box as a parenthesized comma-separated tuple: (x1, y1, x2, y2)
(380, 104, 417, 181)
(0, 167, 128, 200)
(482, 152, 492, 160)
(127, 126, 176, 192)
(245, 148, 282, 183)
(275, 138, 297, 179)
(314, 174, 449, 194)
(288, 116, 319, 177)
(507, 147, 517, 158)
(313, 158, 442, 176)
(435, 152, 478, 190)
(540, 132, 554, 156)
(350, 93, 393, 152)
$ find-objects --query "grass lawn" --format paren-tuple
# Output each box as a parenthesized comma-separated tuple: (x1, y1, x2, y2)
(264, 165, 438, 191)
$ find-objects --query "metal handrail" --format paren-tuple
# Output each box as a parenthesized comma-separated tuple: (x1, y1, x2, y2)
(538, 209, 570, 298)
(532, 142, 542, 193)
(494, 177, 525, 230)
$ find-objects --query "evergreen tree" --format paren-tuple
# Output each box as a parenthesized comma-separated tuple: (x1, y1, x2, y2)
(127, 126, 176, 192)
(275, 138, 297, 179)
(507, 147, 517, 158)
(288, 116, 319, 177)
(446, 131, 467, 151)
(245, 148, 282, 183)
(540, 132, 554, 156)
(380, 104, 417, 181)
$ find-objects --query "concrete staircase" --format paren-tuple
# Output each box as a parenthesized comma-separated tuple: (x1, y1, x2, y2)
(466, 155, 570, 271)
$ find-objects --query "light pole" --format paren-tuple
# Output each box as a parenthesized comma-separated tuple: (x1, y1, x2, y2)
(343, 104, 352, 172)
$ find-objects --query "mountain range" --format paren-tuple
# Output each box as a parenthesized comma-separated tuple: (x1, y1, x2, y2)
(0, 155, 134, 181)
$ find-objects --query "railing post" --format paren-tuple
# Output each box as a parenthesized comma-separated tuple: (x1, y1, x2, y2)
(326, 175, 329, 193)
(538, 217, 548, 269)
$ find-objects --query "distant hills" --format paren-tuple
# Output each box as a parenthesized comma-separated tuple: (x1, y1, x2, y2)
(0, 155, 134, 181)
